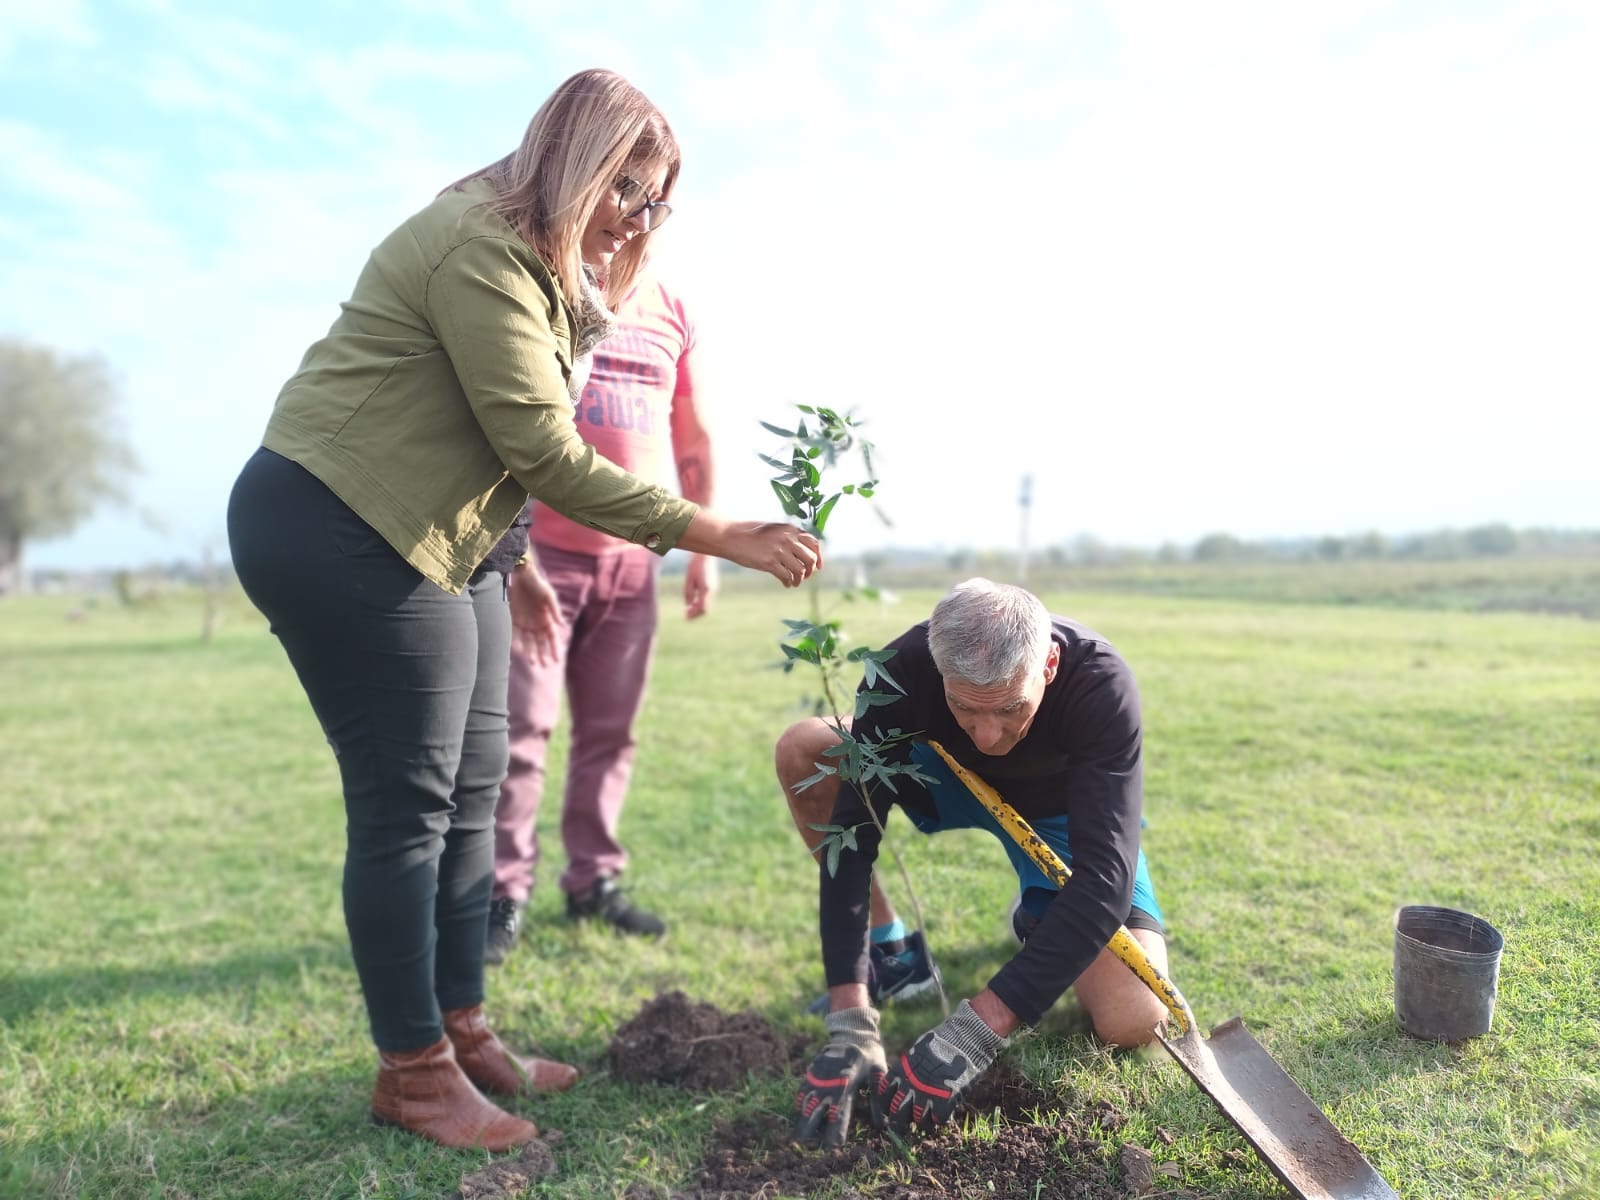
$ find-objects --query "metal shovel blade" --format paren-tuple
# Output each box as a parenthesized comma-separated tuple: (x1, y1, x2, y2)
(1158, 1017, 1397, 1200)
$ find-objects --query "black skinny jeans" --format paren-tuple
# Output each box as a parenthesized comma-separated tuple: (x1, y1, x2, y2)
(228, 448, 510, 1051)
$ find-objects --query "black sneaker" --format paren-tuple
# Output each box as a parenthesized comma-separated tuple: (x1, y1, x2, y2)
(1007, 892, 1045, 946)
(803, 929, 944, 1013)
(870, 929, 943, 1003)
(566, 875, 665, 938)
(485, 896, 524, 965)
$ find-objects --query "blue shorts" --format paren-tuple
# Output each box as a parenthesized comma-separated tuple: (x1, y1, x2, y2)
(903, 742, 1165, 932)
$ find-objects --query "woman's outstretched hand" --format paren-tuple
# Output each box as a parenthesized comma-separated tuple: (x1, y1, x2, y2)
(678, 513, 823, 587)
(729, 521, 823, 587)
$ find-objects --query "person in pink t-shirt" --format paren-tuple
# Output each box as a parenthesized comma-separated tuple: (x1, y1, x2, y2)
(486, 274, 713, 956)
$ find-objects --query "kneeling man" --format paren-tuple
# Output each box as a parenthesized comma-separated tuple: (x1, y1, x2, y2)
(781, 578, 1172, 1146)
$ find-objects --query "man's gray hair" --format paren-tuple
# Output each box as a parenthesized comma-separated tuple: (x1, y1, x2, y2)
(927, 578, 1052, 687)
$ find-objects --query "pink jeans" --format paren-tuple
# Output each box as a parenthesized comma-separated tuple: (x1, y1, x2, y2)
(492, 543, 659, 902)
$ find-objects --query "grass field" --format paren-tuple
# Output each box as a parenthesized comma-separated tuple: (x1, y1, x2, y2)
(2, 563, 1597, 1199)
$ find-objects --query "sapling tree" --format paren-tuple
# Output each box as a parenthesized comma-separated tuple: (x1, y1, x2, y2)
(763, 405, 947, 1012)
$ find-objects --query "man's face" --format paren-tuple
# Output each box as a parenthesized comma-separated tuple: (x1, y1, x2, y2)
(942, 642, 1060, 756)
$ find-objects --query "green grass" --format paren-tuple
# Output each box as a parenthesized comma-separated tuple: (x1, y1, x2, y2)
(2, 573, 1597, 1199)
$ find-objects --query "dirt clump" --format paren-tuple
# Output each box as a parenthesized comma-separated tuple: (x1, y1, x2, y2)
(607, 990, 804, 1091)
(453, 1136, 558, 1199)
(1117, 1143, 1156, 1195)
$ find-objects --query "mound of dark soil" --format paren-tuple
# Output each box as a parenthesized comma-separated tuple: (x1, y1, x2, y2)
(627, 1066, 1148, 1200)
(606, 990, 805, 1091)
(608, 993, 1177, 1199)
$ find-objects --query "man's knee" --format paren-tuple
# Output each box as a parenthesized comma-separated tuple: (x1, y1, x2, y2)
(774, 721, 809, 796)
(1091, 1000, 1167, 1049)
(1075, 929, 1172, 1049)
(774, 718, 838, 792)
(774, 718, 843, 840)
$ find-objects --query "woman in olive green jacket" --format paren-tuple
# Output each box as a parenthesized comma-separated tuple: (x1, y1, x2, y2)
(227, 69, 820, 1152)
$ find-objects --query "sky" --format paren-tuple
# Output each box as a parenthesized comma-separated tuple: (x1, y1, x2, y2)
(3, 0, 1596, 570)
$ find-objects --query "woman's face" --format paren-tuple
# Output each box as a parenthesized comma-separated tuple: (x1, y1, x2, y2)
(580, 165, 669, 270)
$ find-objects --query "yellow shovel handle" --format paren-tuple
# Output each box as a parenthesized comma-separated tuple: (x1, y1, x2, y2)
(927, 741, 1195, 1035)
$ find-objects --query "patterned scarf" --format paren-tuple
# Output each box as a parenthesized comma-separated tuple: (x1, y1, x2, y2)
(569, 267, 618, 401)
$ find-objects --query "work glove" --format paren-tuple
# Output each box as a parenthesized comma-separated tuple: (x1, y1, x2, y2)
(870, 999, 1008, 1135)
(792, 1005, 886, 1148)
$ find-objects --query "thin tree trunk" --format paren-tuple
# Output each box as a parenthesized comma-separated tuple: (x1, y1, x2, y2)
(0, 532, 22, 596)
(201, 544, 219, 642)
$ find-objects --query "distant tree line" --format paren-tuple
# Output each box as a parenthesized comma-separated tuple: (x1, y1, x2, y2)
(902, 524, 1600, 575)
(1157, 524, 1593, 566)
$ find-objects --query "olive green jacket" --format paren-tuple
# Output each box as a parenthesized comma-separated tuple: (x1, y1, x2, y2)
(261, 179, 697, 593)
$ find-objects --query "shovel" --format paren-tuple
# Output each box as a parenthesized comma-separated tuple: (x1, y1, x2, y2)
(927, 742, 1397, 1200)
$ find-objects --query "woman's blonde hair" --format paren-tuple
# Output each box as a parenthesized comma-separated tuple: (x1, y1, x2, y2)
(447, 68, 679, 304)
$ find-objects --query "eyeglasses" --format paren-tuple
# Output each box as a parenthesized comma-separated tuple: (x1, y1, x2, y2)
(615, 174, 672, 230)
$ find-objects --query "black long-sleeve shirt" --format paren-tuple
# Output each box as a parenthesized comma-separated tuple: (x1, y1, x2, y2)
(475, 499, 533, 576)
(819, 616, 1144, 1026)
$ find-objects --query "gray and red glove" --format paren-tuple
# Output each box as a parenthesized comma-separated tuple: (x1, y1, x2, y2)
(870, 999, 1008, 1134)
(793, 1006, 885, 1148)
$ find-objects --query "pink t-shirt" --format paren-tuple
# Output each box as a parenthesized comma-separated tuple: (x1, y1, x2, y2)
(529, 276, 696, 556)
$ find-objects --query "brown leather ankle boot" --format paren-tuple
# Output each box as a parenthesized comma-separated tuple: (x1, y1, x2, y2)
(443, 1004, 580, 1097)
(370, 1035, 541, 1150)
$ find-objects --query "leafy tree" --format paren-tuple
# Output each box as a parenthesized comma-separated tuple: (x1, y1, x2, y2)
(1192, 531, 1244, 562)
(0, 339, 137, 590)
(1315, 535, 1347, 561)
(1464, 522, 1519, 556)
(1351, 529, 1389, 559)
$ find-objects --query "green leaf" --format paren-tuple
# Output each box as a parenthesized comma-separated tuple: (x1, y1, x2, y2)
(866, 655, 905, 695)
(770, 480, 802, 516)
(847, 649, 900, 688)
(855, 690, 900, 719)
(793, 767, 836, 792)
(825, 839, 841, 877)
(759, 421, 795, 438)
(813, 493, 841, 536)
(866, 770, 901, 794)
(827, 736, 870, 784)
(857, 689, 899, 707)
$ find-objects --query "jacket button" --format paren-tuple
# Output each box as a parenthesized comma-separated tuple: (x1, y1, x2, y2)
(644, 533, 662, 549)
